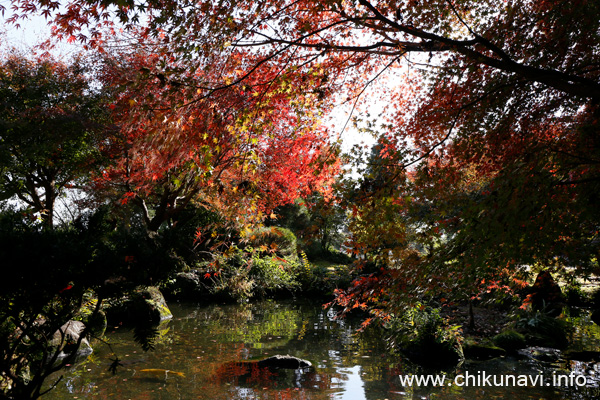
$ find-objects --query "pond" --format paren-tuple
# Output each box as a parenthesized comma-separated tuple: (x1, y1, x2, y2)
(43, 300, 600, 400)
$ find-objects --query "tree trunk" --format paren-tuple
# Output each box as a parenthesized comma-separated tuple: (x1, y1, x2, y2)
(468, 299, 475, 331)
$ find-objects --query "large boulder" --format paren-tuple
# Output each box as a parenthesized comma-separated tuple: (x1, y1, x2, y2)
(131, 287, 173, 324)
(50, 320, 93, 360)
(106, 286, 172, 325)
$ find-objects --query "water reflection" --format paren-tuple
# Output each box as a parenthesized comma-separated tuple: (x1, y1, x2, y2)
(42, 301, 600, 400)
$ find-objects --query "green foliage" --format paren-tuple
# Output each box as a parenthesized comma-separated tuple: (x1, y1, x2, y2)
(159, 206, 224, 266)
(245, 226, 298, 259)
(0, 50, 110, 229)
(207, 244, 301, 302)
(564, 283, 588, 307)
(512, 309, 572, 349)
(268, 192, 349, 261)
(207, 246, 254, 302)
(403, 306, 461, 349)
(386, 304, 463, 368)
(295, 252, 353, 297)
(248, 254, 300, 295)
(0, 213, 93, 398)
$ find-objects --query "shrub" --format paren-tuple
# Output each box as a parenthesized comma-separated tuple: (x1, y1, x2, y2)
(207, 245, 300, 302)
(512, 309, 572, 348)
(387, 304, 463, 368)
(249, 254, 300, 295)
(245, 227, 298, 259)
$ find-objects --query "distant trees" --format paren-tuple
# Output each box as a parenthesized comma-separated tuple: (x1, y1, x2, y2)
(0, 51, 110, 229)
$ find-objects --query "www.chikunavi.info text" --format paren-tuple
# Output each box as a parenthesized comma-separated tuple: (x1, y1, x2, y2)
(398, 371, 587, 387)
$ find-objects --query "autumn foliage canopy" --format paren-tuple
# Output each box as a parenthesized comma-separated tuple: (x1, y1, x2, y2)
(3, 0, 600, 315)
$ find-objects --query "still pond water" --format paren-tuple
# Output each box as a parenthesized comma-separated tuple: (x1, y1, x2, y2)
(44, 300, 600, 399)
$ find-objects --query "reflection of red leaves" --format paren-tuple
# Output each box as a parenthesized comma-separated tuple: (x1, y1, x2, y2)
(212, 362, 278, 386)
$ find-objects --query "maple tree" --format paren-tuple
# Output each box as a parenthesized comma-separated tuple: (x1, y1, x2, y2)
(93, 46, 339, 235)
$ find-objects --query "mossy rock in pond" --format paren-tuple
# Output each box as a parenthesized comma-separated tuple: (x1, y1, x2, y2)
(106, 286, 172, 325)
(513, 311, 571, 349)
(463, 338, 506, 360)
(493, 330, 526, 353)
(133, 287, 173, 324)
(163, 270, 208, 299)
